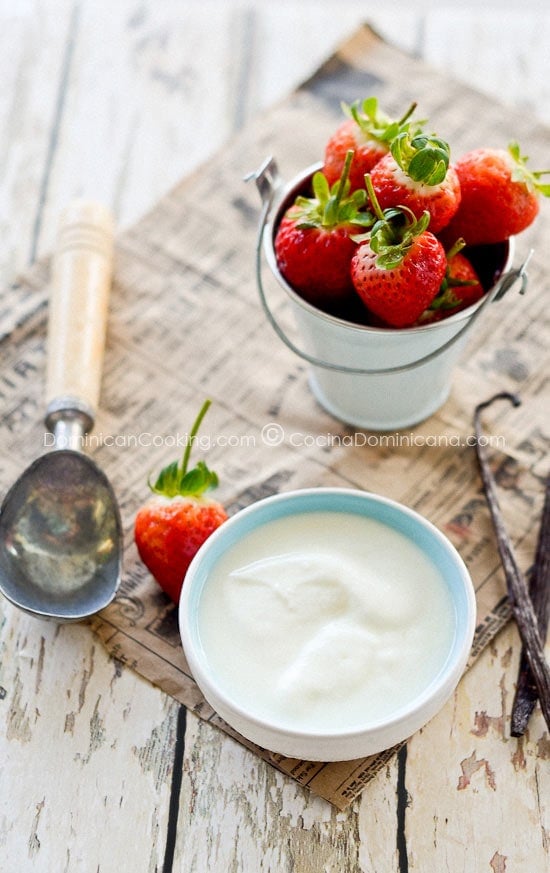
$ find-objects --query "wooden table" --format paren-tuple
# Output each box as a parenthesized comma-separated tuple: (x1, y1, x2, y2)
(1, 3, 549, 870)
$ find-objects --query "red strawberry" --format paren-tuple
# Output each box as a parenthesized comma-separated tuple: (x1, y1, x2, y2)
(274, 150, 373, 308)
(416, 239, 484, 324)
(439, 142, 550, 246)
(370, 131, 461, 234)
(323, 97, 418, 191)
(134, 400, 228, 603)
(351, 177, 447, 328)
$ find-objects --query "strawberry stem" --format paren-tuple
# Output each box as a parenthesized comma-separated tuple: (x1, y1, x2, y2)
(333, 150, 354, 209)
(398, 101, 418, 126)
(181, 398, 211, 477)
(445, 237, 467, 260)
(324, 149, 354, 227)
(364, 174, 385, 222)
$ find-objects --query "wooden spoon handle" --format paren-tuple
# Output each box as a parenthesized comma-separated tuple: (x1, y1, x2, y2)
(45, 200, 114, 423)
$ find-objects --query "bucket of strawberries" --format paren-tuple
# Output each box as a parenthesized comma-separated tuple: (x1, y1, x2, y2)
(249, 98, 546, 430)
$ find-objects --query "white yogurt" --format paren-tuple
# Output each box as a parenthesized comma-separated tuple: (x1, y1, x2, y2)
(198, 511, 456, 733)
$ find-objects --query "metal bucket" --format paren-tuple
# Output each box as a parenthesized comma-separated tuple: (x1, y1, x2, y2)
(249, 158, 529, 430)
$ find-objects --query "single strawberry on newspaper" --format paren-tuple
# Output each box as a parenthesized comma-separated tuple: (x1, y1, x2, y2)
(370, 130, 461, 234)
(323, 96, 418, 191)
(134, 400, 228, 604)
(274, 150, 373, 308)
(439, 142, 550, 246)
(351, 176, 447, 327)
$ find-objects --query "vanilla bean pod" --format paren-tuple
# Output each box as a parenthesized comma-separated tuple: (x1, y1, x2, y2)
(510, 472, 550, 736)
(474, 392, 550, 733)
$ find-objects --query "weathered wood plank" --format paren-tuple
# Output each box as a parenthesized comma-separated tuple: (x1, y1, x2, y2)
(0, 0, 75, 285)
(0, 606, 179, 869)
(403, 624, 550, 870)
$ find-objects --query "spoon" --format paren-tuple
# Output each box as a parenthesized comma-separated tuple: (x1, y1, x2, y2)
(0, 201, 122, 621)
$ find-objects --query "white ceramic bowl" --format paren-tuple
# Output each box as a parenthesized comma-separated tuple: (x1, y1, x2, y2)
(179, 488, 476, 761)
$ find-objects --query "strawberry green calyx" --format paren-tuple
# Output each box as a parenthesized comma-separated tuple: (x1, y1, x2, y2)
(293, 150, 374, 230)
(358, 174, 431, 269)
(427, 286, 462, 312)
(508, 141, 550, 197)
(149, 399, 218, 499)
(345, 96, 419, 145)
(391, 131, 451, 185)
(429, 239, 477, 311)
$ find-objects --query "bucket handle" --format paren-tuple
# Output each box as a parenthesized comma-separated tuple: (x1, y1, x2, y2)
(247, 157, 531, 376)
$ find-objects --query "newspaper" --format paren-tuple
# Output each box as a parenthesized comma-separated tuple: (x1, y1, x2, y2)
(0, 26, 548, 809)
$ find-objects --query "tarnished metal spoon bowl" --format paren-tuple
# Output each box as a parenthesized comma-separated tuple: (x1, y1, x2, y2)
(0, 450, 122, 621)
